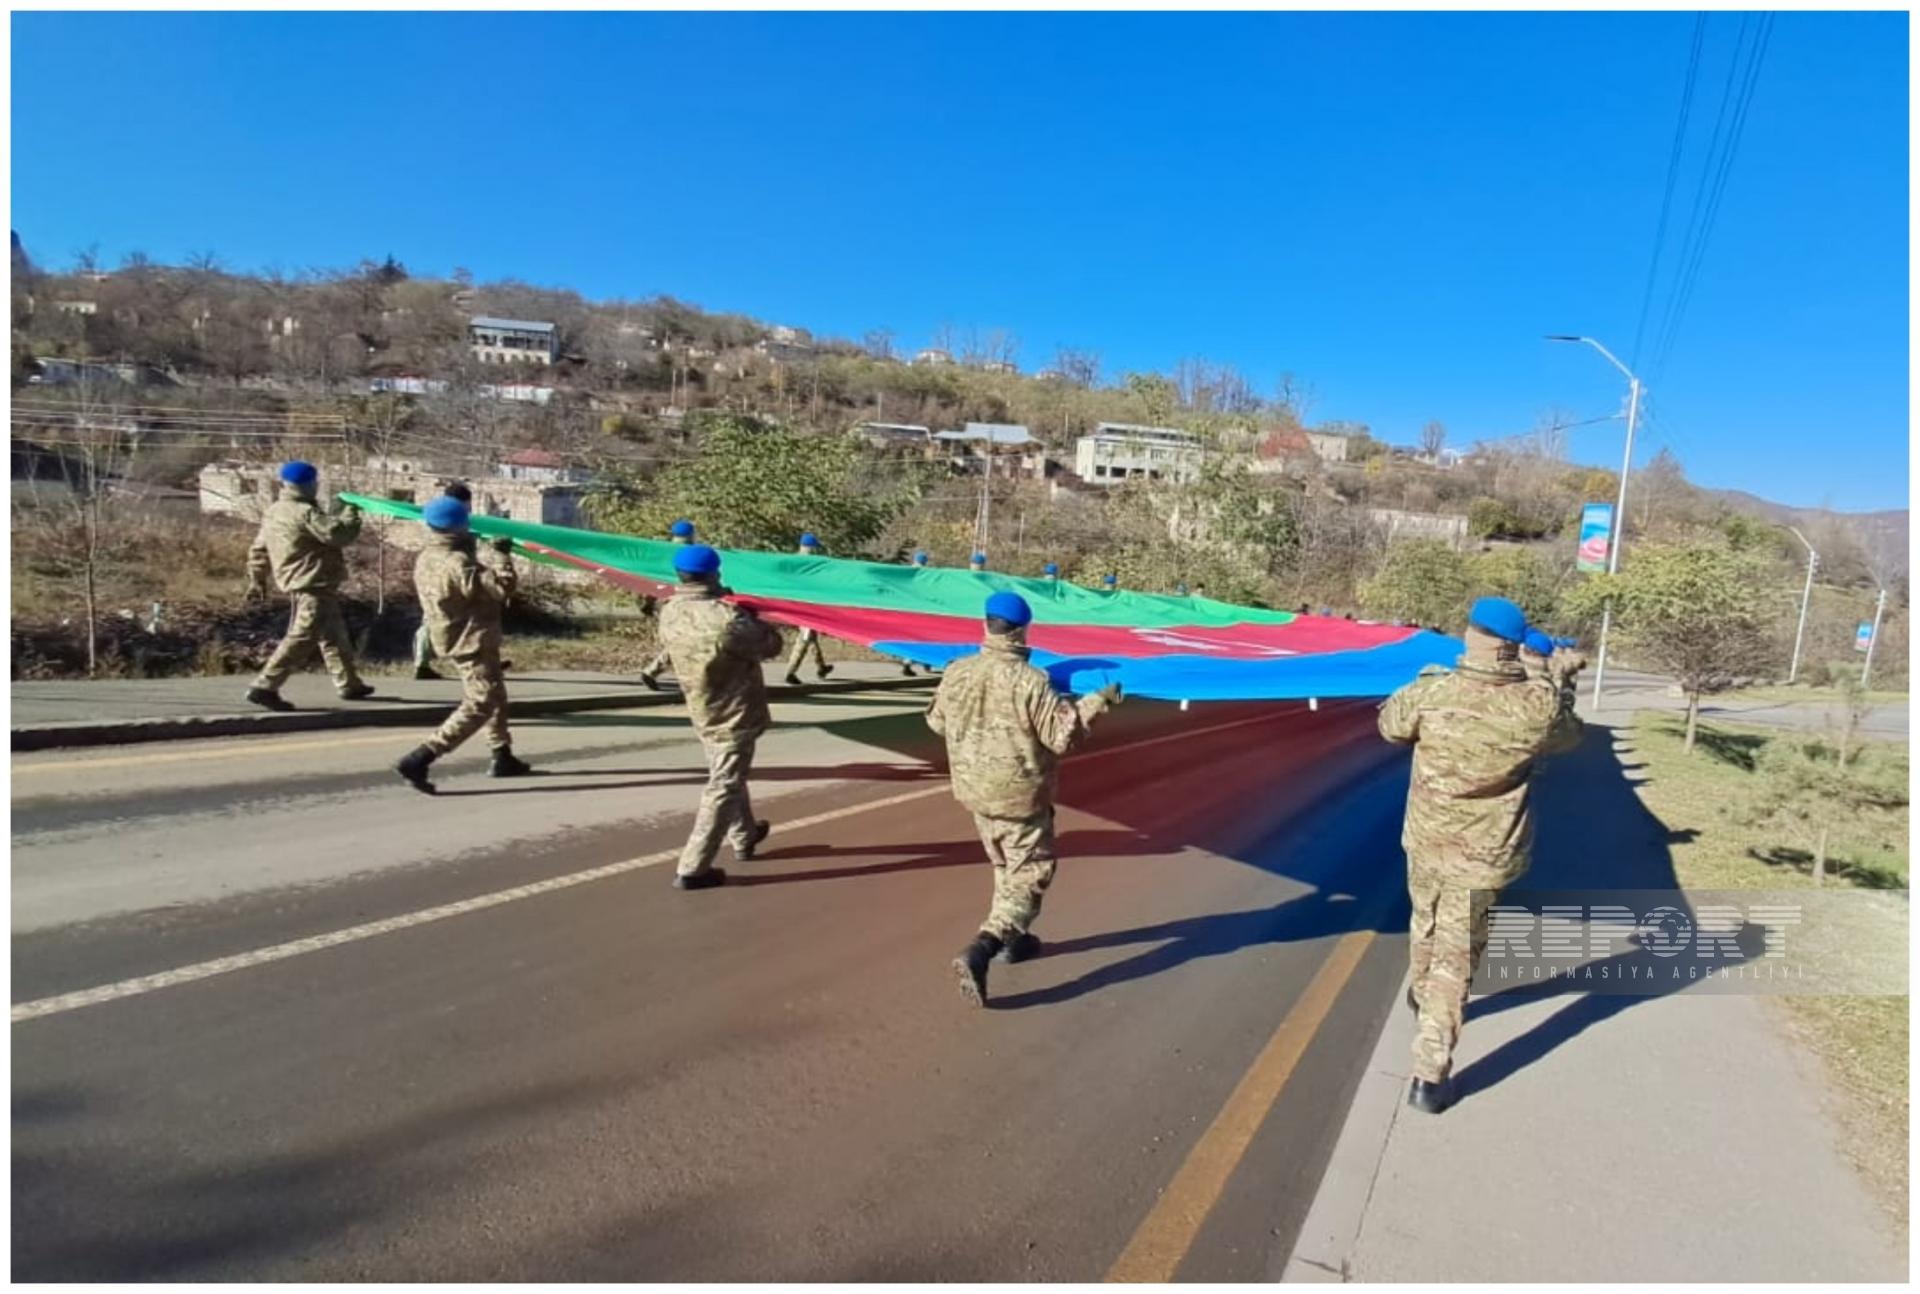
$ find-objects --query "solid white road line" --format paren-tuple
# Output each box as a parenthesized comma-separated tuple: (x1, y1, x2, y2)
(13, 708, 1310, 1024)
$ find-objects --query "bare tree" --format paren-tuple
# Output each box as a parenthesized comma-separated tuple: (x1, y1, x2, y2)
(1525, 407, 1574, 461)
(1274, 372, 1318, 424)
(863, 328, 896, 361)
(1051, 347, 1101, 388)
(13, 376, 142, 674)
(1858, 521, 1909, 597)
(1419, 419, 1447, 459)
(1634, 446, 1686, 533)
(1175, 357, 1260, 416)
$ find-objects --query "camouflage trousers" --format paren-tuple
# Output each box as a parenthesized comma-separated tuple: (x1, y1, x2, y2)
(639, 647, 672, 678)
(973, 809, 1058, 942)
(413, 623, 436, 668)
(255, 593, 364, 692)
(678, 733, 760, 878)
(786, 628, 827, 676)
(424, 657, 510, 756)
(1407, 860, 1501, 1083)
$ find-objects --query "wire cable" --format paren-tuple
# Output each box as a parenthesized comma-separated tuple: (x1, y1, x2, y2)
(1630, 12, 1709, 370)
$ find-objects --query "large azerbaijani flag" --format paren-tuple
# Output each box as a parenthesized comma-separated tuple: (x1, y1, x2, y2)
(342, 495, 1462, 701)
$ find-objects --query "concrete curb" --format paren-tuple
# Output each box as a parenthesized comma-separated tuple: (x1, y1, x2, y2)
(11, 675, 937, 753)
(1280, 966, 1417, 1283)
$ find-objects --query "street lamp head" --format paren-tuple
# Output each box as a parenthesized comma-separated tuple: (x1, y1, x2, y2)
(1544, 335, 1584, 343)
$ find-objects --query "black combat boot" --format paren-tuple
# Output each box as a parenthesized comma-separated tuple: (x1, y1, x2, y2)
(639, 672, 662, 692)
(817, 663, 834, 680)
(952, 932, 1003, 1007)
(395, 745, 437, 795)
(783, 671, 802, 686)
(245, 686, 294, 712)
(1407, 1077, 1452, 1115)
(338, 682, 376, 701)
(489, 747, 533, 778)
(414, 663, 443, 681)
(673, 868, 727, 891)
(998, 931, 1042, 964)
(736, 819, 771, 861)
(901, 662, 917, 677)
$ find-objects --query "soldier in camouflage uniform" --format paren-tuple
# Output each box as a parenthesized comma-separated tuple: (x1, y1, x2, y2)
(783, 532, 836, 685)
(1378, 597, 1582, 1112)
(893, 551, 934, 677)
(393, 497, 531, 792)
(928, 591, 1122, 1006)
(245, 461, 373, 711)
(1522, 629, 1588, 721)
(412, 481, 473, 681)
(657, 544, 785, 890)
(638, 519, 697, 690)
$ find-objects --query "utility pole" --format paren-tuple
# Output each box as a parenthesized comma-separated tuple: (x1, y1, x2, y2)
(1546, 335, 1642, 713)
(1861, 586, 1888, 687)
(1785, 525, 1817, 684)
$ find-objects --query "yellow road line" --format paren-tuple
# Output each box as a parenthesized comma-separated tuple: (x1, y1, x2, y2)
(1105, 929, 1377, 1282)
(13, 730, 422, 776)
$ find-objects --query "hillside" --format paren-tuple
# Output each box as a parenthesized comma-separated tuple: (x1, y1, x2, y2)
(1704, 489, 1907, 562)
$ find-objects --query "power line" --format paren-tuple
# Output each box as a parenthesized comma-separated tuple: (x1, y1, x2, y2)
(1630, 12, 1708, 369)
(1646, 14, 1753, 379)
(1647, 13, 1774, 388)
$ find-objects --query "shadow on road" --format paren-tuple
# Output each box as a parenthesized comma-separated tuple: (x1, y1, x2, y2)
(1446, 720, 1752, 1105)
(11, 1075, 643, 1281)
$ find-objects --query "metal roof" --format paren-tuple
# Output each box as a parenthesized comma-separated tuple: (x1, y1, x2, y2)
(937, 422, 1036, 446)
(469, 316, 556, 333)
(1090, 421, 1198, 442)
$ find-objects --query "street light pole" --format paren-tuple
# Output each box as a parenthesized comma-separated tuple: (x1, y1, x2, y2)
(1546, 336, 1642, 713)
(1861, 585, 1888, 687)
(1784, 525, 1817, 685)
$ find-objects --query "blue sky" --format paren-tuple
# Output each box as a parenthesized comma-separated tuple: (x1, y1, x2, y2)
(10, 11, 1909, 511)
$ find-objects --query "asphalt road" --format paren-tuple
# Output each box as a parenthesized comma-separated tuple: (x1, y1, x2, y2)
(12, 687, 1416, 1281)
(1597, 669, 1908, 740)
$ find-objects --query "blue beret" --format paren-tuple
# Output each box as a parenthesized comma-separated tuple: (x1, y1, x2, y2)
(1469, 597, 1529, 644)
(1043, 562, 1060, 576)
(912, 550, 929, 565)
(673, 544, 721, 577)
(1554, 636, 1578, 650)
(984, 591, 1032, 627)
(279, 460, 318, 487)
(669, 519, 695, 539)
(971, 551, 987, 563)
(799, 532, 819, 548)
(1523, 629, 1556, 657)
(422, 496, 470, 533)
(1102, 574, 1118, 587)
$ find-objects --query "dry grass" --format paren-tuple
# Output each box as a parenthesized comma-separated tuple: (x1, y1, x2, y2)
(1620, 713, 1909, 1229)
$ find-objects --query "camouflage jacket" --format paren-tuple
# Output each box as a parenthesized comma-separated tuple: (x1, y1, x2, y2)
(1378, 655, 1583, 882)
(657, 585, 784, 740)
(248, 489, 361, 594)
(925, 635, 1112, 819)
(1523, 650, 1588, 722)
(413, 531, 516, 662)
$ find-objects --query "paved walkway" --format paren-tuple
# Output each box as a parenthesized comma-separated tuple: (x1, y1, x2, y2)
(11, 663, 931, 751)
(1283, 718, 1907, 1282)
